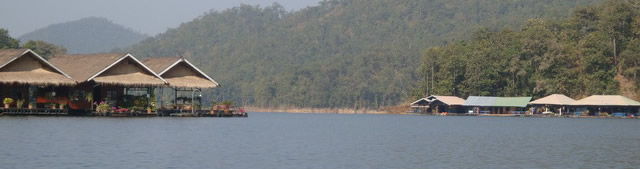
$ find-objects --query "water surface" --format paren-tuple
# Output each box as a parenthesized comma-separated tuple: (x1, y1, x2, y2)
(1, 113, 638, 169)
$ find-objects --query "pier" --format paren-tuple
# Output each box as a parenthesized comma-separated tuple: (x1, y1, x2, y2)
(1, 108, 247, 118)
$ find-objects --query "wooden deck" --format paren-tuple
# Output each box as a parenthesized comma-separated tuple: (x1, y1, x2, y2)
(0, 108, 247, 118)
(0, 108, 69, 116)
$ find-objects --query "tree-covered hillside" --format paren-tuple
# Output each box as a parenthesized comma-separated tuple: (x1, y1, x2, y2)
(19, 17, 148, 54)
(128, 0, 601, 109)
(1, 28, 67, 59)
(415, 0, 640, 100)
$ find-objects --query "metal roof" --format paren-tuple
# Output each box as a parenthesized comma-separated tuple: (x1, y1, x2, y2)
(463, 96, 532, 107)
(428, 95, 466, 106)
(570, 95, 640, 106)
(529, 94, 576, 105)
(410, 98, 429, 105)
(411, 95, 466, 106)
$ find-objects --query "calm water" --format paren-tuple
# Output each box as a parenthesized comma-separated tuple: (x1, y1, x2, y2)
(0, 113, 639, 169)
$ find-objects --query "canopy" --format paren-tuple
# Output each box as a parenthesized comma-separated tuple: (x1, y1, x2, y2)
(570, 95, 640, 106)
(529, 94, 575, 105)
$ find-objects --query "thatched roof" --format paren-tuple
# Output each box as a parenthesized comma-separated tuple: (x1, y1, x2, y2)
(143, 57, 180, 73)
(50, 53, 166, 86)
(529, 94, 576, 105)
(464, 96, 532, 107)
(143, 57, 219, 89)
(570, 95, 640, 106)
(0, 49, 75, 86)
(0, 49, 25, 66)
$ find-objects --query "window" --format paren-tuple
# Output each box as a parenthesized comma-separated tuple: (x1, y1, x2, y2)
(70, 90, 86, 101)
(106, 90, 117, 101)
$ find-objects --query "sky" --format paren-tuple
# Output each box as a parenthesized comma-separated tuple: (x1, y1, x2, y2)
(0, 0, 322, 37)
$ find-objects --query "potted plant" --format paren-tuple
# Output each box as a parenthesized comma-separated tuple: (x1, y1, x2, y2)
(96, 101, 110, 113)
(221, 101, 233, 110)
(193, 103, 201, 111)
(3, 98, 14, 108)
(59, 102, 67, 110)
(86, 92, 93, 110)
(210, 101, 218, 108)
(221, 101, 233, 114)
(16, 99, 25, 109)
(146, 107, 153, 114)
(48, 103, 57, 109)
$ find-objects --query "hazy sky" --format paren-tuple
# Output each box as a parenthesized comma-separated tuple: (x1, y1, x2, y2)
(0, 0, 322, 37)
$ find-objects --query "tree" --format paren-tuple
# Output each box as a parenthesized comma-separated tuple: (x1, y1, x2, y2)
(415, 0, 639, 100)
(22, 40, 67, 60)
(0, 28, 19, 49)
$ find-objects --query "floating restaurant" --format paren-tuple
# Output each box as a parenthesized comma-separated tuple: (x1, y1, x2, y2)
(529, 94, 575, 115)
(48, 53, 166, 115)
(463, 96, 532, 114)
(569, 95, 640, 117)
(143, 57, 229, 116)
(411, 94, 640, 117)
(0, 49, 76, 115)
(0, 49, 244, 117)
(410, 95, 465, 114)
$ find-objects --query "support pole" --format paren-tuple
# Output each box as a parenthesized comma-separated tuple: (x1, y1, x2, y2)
(191, 88, 202, 115)
(160, 87, 164, 109)
(146, 87, 151, 109)
(192, 89, 195, 114)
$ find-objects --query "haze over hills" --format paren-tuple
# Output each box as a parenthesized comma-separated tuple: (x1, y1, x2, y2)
(19, 17, 148, 54)
(128, 0, 602, 109)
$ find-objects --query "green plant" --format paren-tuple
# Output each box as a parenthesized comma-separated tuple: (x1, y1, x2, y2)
(47, 102, 57, 109)
(3, 98, 14, 105)
(221, 101, 233, 106)
(134, 96, 147, 108)
(146, 107, 152, 111)
(16, 99, 25, 108)
(193, 103, 201, 110)
(86, 92, 93, 102)
(96, 101, 110, 113)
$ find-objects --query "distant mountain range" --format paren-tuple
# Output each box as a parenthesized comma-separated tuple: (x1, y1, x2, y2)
(19, 17, 148, 54)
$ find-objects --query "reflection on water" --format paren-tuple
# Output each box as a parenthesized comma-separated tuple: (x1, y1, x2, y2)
(1, 113, 639, 169)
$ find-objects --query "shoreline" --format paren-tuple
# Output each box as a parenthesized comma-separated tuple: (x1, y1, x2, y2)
(243, 107, 638, 119)
(245, 106, 395, 114)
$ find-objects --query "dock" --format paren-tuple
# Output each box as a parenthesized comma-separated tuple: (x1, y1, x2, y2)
(0, 108, 247, 118)
(0, 108, 68, 116)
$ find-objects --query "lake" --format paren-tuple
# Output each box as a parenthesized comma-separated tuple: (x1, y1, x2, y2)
(1, 113, 639, 169)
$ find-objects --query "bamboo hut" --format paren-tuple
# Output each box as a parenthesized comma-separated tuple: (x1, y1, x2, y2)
(411, 95, 465, 114)
(49, 53, 166, 111)
(0, 49, 75, 109)
(529, 94, 575, 115)
(463, 96, 532, 114)
(569, 95, 640, 116)
(143, 57, 219, 111)
(143, 57, 218, 89)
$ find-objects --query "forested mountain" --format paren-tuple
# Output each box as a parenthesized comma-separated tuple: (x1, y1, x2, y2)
(416, 0, 640, 100)
(128, 0, 601, 109)
(19, 17, 148, 54)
